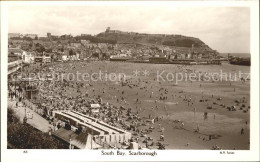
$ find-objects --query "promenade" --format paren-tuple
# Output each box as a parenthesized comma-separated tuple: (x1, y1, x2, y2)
(8, 99, 52, 133)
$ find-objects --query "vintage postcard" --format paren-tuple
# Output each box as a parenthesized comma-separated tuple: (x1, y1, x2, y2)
(1, 0, 259, 161)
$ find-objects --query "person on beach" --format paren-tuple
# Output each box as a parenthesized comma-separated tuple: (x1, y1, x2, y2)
(181, 122, 184, 129)
(161, 127, 165, 133)
(160, 134, 164, 141)
(196, 124, 200, 133)
(241, 128, 244, 135)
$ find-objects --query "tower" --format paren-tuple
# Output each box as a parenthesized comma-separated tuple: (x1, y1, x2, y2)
(106, 27, 110, 33)
(47, 32, 51, 38)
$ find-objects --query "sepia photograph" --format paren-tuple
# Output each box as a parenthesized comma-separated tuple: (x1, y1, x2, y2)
(1, 0, 259, 161)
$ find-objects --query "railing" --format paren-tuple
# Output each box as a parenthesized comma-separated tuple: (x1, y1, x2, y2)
(8, 65, 21, 75)
(8, 60, 22, 75)
(8, 60, 22, 68)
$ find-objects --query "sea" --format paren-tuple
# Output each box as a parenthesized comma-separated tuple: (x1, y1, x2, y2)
(220, 53, 251, 58)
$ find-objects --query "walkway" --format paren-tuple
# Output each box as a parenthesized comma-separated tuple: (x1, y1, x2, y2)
(8, 99, 52, 133)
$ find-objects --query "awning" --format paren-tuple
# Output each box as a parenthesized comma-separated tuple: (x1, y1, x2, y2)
(71, 133, 102, 149)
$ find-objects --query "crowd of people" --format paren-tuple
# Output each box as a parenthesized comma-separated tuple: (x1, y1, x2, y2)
(8, 60, 250, 150)
(10, 62, 168, 149)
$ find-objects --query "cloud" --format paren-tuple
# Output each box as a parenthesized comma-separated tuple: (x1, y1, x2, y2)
(8, 4, 250, 53)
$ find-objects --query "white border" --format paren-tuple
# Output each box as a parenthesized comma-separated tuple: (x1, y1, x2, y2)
(1, 1, 259, 161)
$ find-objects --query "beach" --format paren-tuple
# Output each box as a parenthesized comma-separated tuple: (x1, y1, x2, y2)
(26, 60, 249, 150)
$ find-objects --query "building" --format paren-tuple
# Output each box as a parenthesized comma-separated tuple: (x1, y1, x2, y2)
(180, 54, 186, 59)
(8, 33, 20, 38)
(105, 27, 127, 34)
(197, 54, 203, 59)
(187, 53, 192, 59)
(8, 48, 23, 55)
(62, 55, 68, 61)
(105, 27, 111, 32)
(43, 56, 51, 63)
(8, 59, 22, 75)
(8, 51, 23, 75)
(149, 57, 168, 63)
(81, 34, 91, 37)
(60, 34, 72, 39)
(24, 34, 38, 39)
(38, 34, 48, 41)
(34, 56, 43, 63)
(81, 40, 90, 46)
(109, 56, 131, 61)
(47, 33, 51, 38)
(51, 35, 59, 39)
(70, 42, 82, 48)
(22, 51, 35, 64)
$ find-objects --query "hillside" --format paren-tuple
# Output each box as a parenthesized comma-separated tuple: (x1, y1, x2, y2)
(96, 29, 215, 53)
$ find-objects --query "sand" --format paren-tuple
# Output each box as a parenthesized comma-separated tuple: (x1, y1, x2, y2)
(58, 61, 250, 150)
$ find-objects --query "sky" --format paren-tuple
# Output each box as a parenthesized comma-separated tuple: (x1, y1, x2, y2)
(8, 4, 250, 53)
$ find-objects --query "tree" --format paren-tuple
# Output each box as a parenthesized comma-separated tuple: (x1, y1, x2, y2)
(35, 43, 46, 53)
(23, 37, 33, 41)
(7, 108, 67, 149)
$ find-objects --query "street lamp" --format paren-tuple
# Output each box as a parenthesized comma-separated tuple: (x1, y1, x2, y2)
(23, 109, 27, 124)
